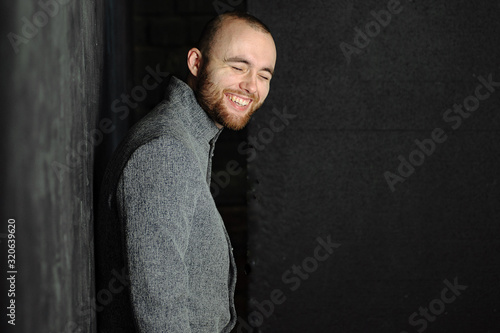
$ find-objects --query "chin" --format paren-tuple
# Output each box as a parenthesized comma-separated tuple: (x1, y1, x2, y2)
(218, 102, 262, 130)
(218, 110, 252, 131)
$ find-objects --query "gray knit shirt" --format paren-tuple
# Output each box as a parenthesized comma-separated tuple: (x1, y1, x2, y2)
(95, 76, 237, 332)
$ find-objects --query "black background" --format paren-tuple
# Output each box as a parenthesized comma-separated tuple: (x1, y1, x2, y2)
(246, 0, 500, 332)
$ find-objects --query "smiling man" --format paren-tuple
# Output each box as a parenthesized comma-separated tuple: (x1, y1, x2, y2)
(95, 11, 276, 333)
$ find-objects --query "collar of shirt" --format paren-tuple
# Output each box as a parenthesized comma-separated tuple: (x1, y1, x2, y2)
(166, 76, 224, 145)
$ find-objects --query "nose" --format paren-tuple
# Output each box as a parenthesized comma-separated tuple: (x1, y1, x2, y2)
(239, 72, 257, 95)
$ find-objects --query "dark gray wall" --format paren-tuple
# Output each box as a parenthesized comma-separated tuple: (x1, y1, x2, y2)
(246, 1, 500, 332)
(0, 1, 103, 332)
(94, 0, 132, 208)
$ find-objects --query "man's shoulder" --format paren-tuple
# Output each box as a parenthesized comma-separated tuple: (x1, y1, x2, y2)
(129, 131, 197, 165)
(103, 106, 195, 178)
(126, 101, 195, 149)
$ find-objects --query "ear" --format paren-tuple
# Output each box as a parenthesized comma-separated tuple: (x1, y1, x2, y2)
(187, 48, 203, 77)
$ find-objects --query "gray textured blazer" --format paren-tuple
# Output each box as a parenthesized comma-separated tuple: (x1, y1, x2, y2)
(95, 76, 237, 332)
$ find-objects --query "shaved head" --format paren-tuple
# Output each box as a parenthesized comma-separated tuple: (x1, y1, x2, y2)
(196, 11, 272, 59)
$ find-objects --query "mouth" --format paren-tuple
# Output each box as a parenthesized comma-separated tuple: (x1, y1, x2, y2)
(225, 93, 253, 111)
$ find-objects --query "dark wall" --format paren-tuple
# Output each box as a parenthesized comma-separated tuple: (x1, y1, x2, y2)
(0, 1, 103, 332)
(246, 0, 500, 332)
(94, 0, 133, 208)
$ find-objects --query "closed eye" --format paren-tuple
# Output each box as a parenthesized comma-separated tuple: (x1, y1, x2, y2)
(232, 66, 243, 71)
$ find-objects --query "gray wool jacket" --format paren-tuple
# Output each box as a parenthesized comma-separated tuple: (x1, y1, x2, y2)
(95, 76, 237, 332)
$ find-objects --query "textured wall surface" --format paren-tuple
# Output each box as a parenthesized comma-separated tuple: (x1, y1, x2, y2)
(246, 1, 500, 332)
(0, 1, 103, 332)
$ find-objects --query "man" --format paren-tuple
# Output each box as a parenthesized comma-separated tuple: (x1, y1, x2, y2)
(95, 11, 276, 332)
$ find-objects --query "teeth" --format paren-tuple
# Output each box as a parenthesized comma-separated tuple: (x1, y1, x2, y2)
(228, 94, 250, 106)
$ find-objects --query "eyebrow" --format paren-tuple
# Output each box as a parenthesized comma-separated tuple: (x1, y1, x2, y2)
(224, 56, 274, 76)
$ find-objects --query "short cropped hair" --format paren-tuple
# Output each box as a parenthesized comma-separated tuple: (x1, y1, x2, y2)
(196, 11, 272, 59)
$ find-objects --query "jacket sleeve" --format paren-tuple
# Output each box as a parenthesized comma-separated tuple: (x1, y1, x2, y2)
(117, 138, 198, 332)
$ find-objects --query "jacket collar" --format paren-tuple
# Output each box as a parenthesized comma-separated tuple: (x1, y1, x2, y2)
(166, 76, 223, 144)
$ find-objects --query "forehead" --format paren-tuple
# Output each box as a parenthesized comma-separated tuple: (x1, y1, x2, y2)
(211, 19, 276, 68)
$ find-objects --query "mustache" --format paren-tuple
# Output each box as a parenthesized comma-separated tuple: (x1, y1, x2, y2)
(223, 89, 258, 101)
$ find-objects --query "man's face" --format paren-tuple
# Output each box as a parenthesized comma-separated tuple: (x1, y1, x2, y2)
(194, 19, 277, 131)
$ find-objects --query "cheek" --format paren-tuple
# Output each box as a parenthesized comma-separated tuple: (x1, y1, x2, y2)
(259, 84, 270, 101)
(213, 70, 238, 89)
(226, 76, 243, 90)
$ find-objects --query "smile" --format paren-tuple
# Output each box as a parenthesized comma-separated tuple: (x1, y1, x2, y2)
(225, 93, 252, 108)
